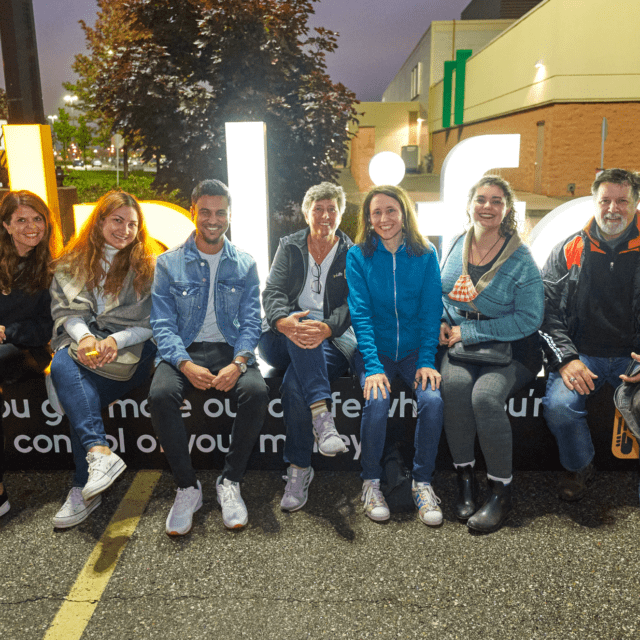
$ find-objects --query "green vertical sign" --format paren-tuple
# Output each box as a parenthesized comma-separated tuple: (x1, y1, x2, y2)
(454, 49, 472, 126)
(442, 60, 456, 129)
(442, 49, 472, 129)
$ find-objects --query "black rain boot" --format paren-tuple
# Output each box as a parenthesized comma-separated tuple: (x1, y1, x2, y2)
(466, 479, 512, 533)
(455, 465, 479, 521)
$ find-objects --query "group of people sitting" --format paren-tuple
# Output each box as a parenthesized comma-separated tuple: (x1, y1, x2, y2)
(1, 167, 639, 537)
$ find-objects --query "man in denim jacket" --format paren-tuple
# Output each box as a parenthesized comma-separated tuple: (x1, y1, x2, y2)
(148, 179, 269, 536)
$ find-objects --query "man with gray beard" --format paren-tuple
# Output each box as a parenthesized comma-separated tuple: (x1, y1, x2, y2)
(541, 168, 640, 501)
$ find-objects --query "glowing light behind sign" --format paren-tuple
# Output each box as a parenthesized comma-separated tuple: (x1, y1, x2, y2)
(225, 122, 269, 286)
(5, 123, 586, 281)
(528, 196, 594, 267)
(3, 124, 60, 218)
(369, 152, 406, 186)
(417, 134, 522, 252)
(73, 201, 194, 250)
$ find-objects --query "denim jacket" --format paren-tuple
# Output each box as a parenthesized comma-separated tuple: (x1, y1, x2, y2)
(151, 231, 261, 368)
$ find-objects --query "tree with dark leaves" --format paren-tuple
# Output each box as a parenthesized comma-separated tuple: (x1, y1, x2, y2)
(72, 0, 358, 239)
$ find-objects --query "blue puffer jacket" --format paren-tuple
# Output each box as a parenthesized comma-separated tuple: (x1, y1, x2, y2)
(346, 236, 442, 377)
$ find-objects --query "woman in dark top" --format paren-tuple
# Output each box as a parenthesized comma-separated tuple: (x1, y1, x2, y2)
(259, 182, 356, 512)
(439, 175, 543, 533)
(0, 191, 62, 516)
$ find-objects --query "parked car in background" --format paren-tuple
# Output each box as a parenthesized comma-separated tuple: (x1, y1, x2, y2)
(91, 159, 103, 167)
(73, 159, 83, 167)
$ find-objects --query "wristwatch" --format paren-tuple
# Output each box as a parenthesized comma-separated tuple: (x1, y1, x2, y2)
(233, 359, 247, 374)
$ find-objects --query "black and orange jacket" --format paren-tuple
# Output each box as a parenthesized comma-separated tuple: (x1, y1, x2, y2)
(540, 214, 640, 371)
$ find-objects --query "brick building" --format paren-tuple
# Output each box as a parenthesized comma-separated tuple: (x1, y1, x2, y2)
(350, 0, 640, 198)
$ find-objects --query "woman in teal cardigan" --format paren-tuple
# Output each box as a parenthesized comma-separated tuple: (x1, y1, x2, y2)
(440, 175, 544, 533)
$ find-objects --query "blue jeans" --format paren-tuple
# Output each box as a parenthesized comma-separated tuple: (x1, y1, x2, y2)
(354, 349, 443, 483)
(542, 354, 630, 472)
(259, 330, 349, 468)
(50, 341, 156, 487)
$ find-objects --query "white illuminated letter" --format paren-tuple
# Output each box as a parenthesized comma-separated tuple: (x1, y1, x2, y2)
(417, 134, 522, 250)
(225, 122, 270, 286)
(529, 197, 594, 267)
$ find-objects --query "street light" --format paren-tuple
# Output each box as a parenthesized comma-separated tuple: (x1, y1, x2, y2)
(64, 95, 78, 106)
(47, 115, 58, 125)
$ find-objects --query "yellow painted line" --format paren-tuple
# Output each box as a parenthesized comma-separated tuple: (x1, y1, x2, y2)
(44, 470, 162, 640)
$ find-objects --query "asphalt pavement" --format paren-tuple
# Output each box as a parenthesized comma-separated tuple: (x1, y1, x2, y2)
(1, 468, 640, 640)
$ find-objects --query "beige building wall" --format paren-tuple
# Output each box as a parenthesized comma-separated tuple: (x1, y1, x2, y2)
(382, 20, 513, 107)
(429, 0, 640, 197)
(349, 102, 426, 191)
(429, 20, 512, 85)
(430, 0, 640, 131)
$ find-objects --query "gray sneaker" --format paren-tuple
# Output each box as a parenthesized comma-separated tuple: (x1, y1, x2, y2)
(280, 466, 314, 512)
(0, 490, 9, 517)
(312, 412, 347, 457)
(166, 481, 202, 536)
(216, 477, 248, 529)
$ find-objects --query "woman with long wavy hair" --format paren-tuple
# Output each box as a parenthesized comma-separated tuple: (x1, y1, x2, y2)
(346, 185, 444, 526)
(0, 191, 62, 517)
(50, 190, 160, 529)
(439, 175, 543, 533)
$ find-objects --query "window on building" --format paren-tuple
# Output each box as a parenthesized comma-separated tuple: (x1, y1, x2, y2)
(410, 63, 422, 99)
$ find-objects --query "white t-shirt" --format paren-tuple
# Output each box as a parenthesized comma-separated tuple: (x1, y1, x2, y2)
(297, 241, 339, 321)
(195, 249, 226, 343)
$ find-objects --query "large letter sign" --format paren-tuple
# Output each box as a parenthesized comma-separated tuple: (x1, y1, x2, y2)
(225, 122, 270, 285)
(3, 122, 270, 283)
(417, 134, 523, 252)
(528, 197, 594, 267)
(73, 201, 194, 250)
(3, 124, 60, 220)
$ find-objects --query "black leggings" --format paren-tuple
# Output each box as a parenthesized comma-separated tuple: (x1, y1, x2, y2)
(0, 344, 51, 482)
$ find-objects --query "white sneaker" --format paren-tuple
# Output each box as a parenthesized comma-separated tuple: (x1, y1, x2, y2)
(166, 481, 203, 536)
(53, 487, 102, 529)
(361, 479, 390, 522)
(216, 477, 248, 529)
(82, 451, 126, 501)
(412, 480, 443, 526)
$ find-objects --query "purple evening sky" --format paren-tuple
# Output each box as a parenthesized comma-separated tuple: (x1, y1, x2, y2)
(1, 0, 470, 116)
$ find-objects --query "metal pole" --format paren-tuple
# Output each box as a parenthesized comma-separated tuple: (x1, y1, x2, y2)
(0, 0, 46, 124)
(600, 117, 608, 170)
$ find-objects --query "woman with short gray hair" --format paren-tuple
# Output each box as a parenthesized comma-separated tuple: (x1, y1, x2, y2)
(260, 182, 356, 513)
